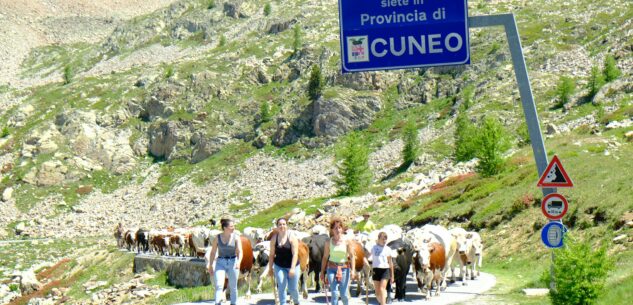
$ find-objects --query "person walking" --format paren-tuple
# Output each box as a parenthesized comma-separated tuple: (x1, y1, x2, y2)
(320, 217, 356, 305)
(206, 219, 243, 305)
(268, 218, 301, 305)
(370, 232, 395, 305)
(355, 213, 377, 234)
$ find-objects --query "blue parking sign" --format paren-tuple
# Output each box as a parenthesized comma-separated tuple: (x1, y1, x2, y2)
(338, 0, 470, 73)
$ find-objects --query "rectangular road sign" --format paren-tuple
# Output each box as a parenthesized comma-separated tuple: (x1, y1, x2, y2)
(338, 0, 470, 73)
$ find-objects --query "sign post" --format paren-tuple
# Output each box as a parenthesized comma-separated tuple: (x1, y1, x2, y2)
(338, 0, 470, 72)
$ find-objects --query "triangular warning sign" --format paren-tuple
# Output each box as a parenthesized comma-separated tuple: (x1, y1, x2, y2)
(537, 155, 574, 188)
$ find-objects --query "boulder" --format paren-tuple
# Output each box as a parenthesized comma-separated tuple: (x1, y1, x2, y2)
(267, 19, 295, 34)
(19, 270, 41, 295)
(546, 123, 559, 135)
(625, 131, 633, 142)
(312, 95, 382, 137)
(333, 71, 386, 91)
(2, 187, 12, 202)
(166, 259, 211, 287)
(148, 121, 179, 160)
(223, 1, 243, 18)
(36, 160, 68, 186)
(190, 136, 229, 163)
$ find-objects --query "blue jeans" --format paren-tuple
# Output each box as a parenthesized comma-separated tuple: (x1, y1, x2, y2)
(214, 257, 239, 305)
(326, 267, 350, 305)
(274, 263, 300, 305)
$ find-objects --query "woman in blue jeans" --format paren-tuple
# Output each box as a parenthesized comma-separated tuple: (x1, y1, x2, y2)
(268, 218, 301, 305)
(320, 218, 356, 305)
(206, 219, 243, 305)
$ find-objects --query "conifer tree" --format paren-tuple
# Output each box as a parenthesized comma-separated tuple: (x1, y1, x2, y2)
(454, 112, 477, 162)
(603, 54, 621, 83)
(308, 65, 323, 101)
(336, 132, 371, 195)
(401, 119, 420, 167)
(587, 65, 605, 99)
(475, 117, 509, 177)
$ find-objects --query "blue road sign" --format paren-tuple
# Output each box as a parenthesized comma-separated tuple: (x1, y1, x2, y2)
(338, 0, 470, 73)
(541, 221, 566, 248)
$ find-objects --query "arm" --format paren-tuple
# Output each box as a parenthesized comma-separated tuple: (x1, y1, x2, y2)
(268, 235, 277, 276)
(388, 251, 395, 283)
(235, 235, 243, 270)
(207, 238, 218, 274)
(320, 241, 330, 280)
(289, 236, 299, 278)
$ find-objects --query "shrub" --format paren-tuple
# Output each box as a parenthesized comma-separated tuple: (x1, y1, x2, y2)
(517, 120, 530, 146)
(336, 132, 371, 196)
(218, 35, 226, 47)
(1, 126, 8, 138)
(263, 3, 271, 16)
(259, 101, 272, 123)
(475, 117, 509, 177)
(164, 65, 174, 79)
(555, 76, 575, 108)
(602, 54, 621, 82)
(401, 119, 420, 167)
(207, 0, 216, 9)
(63, 65, 73, 85)
(454, 112, 477, 162)
(308, 65, 323, 101)
(461, 84, 475, 110)
(292, 24, 302, 54)
(587, 65, 605, 99)
(542, 235, 613, 305)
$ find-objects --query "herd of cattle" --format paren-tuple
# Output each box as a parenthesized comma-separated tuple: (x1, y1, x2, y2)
(114, 223, 483, 301)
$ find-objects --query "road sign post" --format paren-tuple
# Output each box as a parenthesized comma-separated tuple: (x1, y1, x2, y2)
(338, 0, 470, 72)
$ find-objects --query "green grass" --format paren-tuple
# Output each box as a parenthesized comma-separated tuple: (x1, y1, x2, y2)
(65, 248, 136, 300)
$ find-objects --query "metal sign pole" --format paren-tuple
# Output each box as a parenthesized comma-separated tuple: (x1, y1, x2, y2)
(468, 13, 557, 291)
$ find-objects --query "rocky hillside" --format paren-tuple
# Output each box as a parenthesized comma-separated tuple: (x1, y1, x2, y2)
(0, 0, 631, 239)
(0, 0, 632, 304)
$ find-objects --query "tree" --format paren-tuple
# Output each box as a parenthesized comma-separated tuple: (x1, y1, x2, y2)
(602, 54, 621, 82)
(587, 65, 605, 99)
(336, 132, 371, 196)
(263, 3, 271, 16)
(308, 65, 323, 101)
(475, 117, 509, 177)
(555, 76, 575, 108)
(454, 112, 477, 162)
(543, 235, 613, 305)
(292, 24, 302, 54)
(207, 0, 216, 9)
(259, 101, 272, 123)
(401, 119, 420, 167)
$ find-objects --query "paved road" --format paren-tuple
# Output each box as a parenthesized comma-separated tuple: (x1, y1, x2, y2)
(175, 272, 496, 305)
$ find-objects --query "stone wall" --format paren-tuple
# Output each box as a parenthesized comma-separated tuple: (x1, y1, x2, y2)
(133, 254, 211, 287)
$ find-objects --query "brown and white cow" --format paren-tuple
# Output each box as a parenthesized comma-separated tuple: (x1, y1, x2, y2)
(405, 225, 457, 292)
(412, 242, 446, 299)
(350, 239, 372, 297)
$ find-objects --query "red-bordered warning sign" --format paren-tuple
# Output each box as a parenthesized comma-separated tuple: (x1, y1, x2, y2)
(541, 193, 569, 220)
(537, 155, 574, 188)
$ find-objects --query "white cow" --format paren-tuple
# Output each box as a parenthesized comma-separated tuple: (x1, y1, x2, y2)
(448, 227, 470, 285)
(466, 231, 483, 279)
